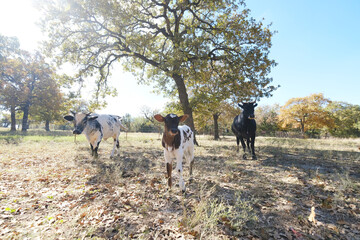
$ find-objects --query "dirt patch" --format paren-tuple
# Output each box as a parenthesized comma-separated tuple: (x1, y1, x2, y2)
(0, 133, 359, 239)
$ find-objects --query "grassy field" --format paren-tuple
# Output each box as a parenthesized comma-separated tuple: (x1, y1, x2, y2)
(0, 130, 359, 239)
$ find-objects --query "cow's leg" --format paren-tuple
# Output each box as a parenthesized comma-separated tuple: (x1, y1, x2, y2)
(90, 144, 94, 156)
(89, 132, 102, 159)
(89, 141, 98, 158)
(164, 150, 172, 188)
(236, 136, 240, 152)
(239, 137, 247, 159)
(93, 133, 102, 159)
(246, 137, 251, 154)
(188, 147, 194, 176)
(110, 137, 117, 158)
(94, 141, 101, 159)
(251, 136, 257, 160)
(175, 151, 185, 192)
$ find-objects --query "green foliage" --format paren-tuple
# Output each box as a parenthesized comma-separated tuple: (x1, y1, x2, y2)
(0, 35, 20, 60)
(131, 116, 159, 133)
(38, 0, 277, 131)
(326, 101, 360, 137)
(255, 104, 280, 135)
(5, 207, 16, 213)
(0, 35, 70, 130)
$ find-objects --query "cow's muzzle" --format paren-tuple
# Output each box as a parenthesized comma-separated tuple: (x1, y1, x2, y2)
(73, 129, 82, 134)
(170, 128, 179, 135)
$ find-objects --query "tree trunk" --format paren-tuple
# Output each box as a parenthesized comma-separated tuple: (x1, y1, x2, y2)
(10, 105, 16, 131)
(172, 73, 198, 145)
(213, 113, 220, 140)
(300, 119, 305, 138)
(45, 120, 50, 131)
(21, 101, 30, 132)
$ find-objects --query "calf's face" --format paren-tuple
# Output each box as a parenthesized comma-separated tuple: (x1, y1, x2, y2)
(154, 113, 188, 136)
(64, 112, 98, 134)
(238, 102, 258, 120)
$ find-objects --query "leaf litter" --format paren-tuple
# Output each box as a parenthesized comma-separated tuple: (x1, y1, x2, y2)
(0, 134, 359, 239)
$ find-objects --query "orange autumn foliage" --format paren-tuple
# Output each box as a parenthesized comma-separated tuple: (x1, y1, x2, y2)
(278, 93, 335, 134)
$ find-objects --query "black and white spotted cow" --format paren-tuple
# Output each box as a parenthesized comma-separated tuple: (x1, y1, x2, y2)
(154, 113, 194, 192)
(64, 112, 123, 158)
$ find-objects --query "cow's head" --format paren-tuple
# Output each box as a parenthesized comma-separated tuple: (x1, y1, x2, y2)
(238, 102, 258, 120)
(154, 113, 188, 136)
(63, 111, 98, 135)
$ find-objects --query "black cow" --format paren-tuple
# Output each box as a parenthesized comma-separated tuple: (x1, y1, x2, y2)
(231, 102, 258, 160)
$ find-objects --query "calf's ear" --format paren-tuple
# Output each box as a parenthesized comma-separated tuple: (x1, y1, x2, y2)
(64, 115, 74, 121)
(88, 115, 98, 121)
(179, 114, 189, 122)
(154, 114, 165, 122)
(254, 103, 258, 107)
(238, 103, 244, 109)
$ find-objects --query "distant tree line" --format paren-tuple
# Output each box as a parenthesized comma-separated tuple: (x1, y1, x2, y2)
(101, 93, 360, 139)
(162, 93, 360, 139)
(1, 35, 358, 138)
(0, 35, 96, 132)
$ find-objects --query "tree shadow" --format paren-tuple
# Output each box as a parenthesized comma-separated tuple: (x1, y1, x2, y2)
(259, 146, 360, 179)
(71, 137, 360, 239)
(82, 147, 162, 185)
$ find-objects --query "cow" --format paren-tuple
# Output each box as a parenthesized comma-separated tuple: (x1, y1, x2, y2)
(64, 111, 123, 158)
(231, 102, 258, 160)
(154, 113, 194, 192)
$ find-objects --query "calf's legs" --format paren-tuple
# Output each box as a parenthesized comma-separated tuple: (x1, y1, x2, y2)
(89, 141, 100, 158)
(176, 153, 185, 192)
(164, 150, 186, 192)
(110, 136, 120, 158)
(166, 163, 172, 188)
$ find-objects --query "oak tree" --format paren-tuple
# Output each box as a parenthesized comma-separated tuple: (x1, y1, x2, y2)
(326, 101, 360, 137)
(255, 104, 280, 135)
(30, 73, 64, 131)
(38, 0, 277, 139)
(278, 93, 334, 136)
(0, 35, 23, 131)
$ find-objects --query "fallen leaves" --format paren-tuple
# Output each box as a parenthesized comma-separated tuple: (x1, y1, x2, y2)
(1, 134, 359, 239)
(308, 206, 317, 224)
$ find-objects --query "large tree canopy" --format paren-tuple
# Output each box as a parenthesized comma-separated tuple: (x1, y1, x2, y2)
(39, 0, 277, 135)
(278, 93, 335, 135)
(326, 101, 360, 137)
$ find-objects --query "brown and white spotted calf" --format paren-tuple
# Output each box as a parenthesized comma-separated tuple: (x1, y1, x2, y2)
(64, 112, 124, 158)
(154, 113, 194, 192)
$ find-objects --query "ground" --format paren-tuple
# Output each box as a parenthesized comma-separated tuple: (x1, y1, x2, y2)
(0, 131, 359, 239)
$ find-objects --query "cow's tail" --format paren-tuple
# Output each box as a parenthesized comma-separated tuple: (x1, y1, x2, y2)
(116, 116, 128, 131)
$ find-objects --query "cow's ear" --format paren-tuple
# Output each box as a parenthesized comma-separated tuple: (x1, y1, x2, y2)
(64, 115, 74, 121)
(179, 114, 189, 122)
(88, 115, 98, 121)
(238, 103, 244, 109)
(254, 103, 258, 107)
(154, 114, 165, 122)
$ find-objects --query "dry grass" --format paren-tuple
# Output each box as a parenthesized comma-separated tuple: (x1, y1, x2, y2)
(0, 131, 359, 239)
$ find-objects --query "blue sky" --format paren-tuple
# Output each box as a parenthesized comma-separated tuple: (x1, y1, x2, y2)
(0, 0, 359, 116)
(246, 0, 360, 106)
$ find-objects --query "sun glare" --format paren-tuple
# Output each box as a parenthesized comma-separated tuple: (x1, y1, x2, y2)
(0, 0, 43, 51)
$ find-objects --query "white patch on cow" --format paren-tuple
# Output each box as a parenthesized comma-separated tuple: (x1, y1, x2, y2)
(169, 114, 177, 118)
(71, 113, 122, 158)
(74, 113, 86, 124)
(92, 114, 122, 157)
(162, 124, 194, 192)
